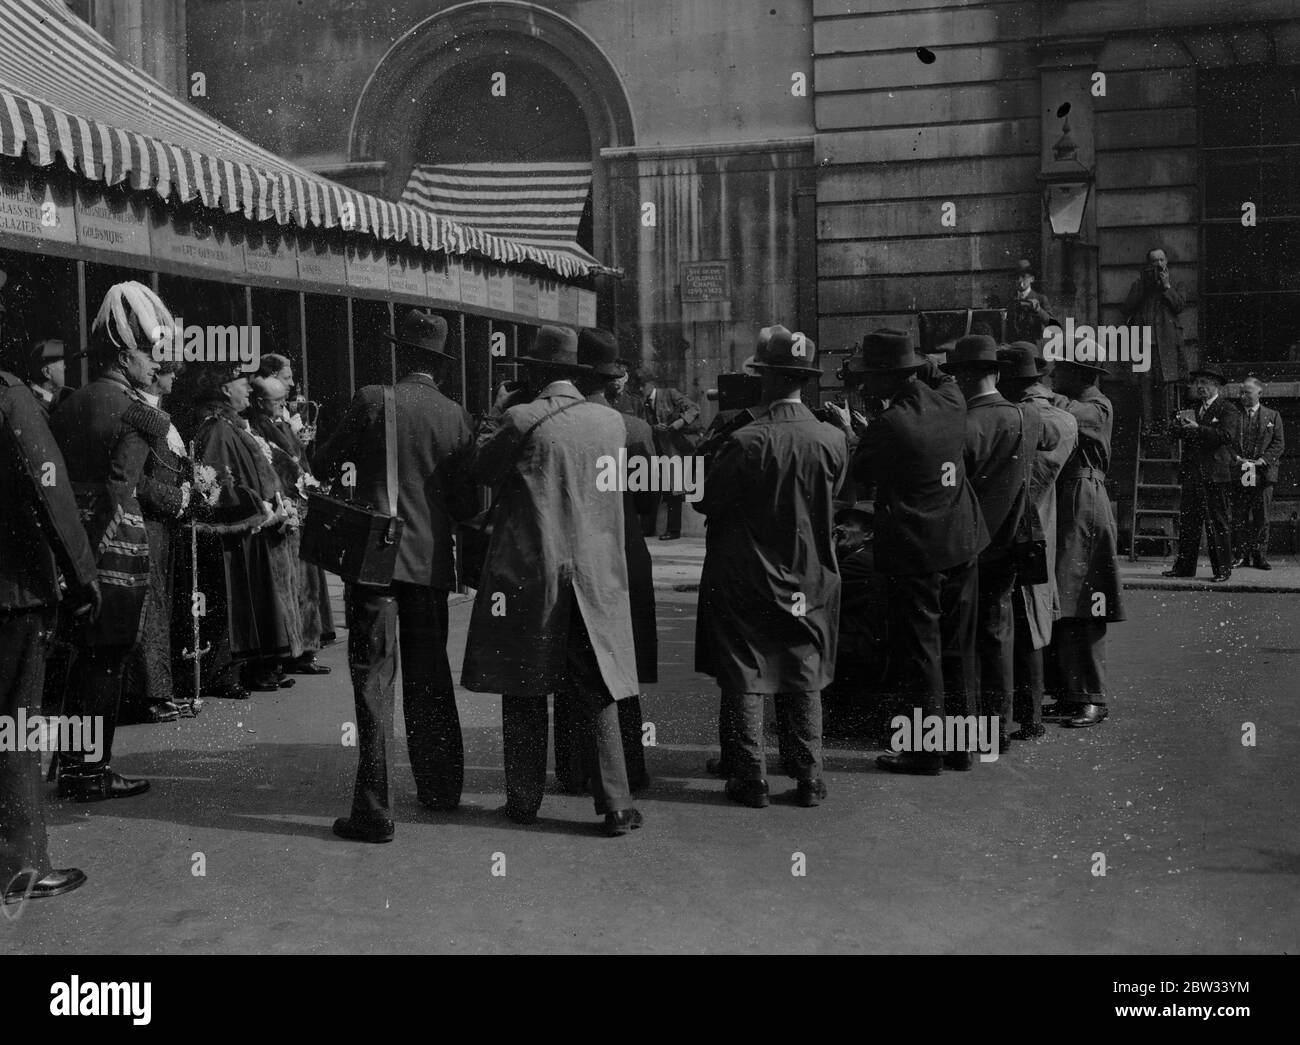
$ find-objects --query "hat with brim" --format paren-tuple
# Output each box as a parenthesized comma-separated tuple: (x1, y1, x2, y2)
(941, 334, 1001, 372)
(1053, 353, 1109, 376)
(997, 341, 1047, 379)
(28, 338, 86, 375)
(577, 327, 625, 378)
(835, 501, 876, 526)
(518, 324, 589, 373)
(751, 324, 821, 375)
(859, 328, 926, 372)
(1190, 364, 1227, 384)
(382, 309, 455, 361)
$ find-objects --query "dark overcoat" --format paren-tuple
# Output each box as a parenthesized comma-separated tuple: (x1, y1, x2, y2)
(694, 400, 847, 694)
(963, 390, 1050, 561)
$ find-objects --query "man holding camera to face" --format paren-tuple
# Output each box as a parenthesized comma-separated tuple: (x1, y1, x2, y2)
(1124, 247, 1189, 421)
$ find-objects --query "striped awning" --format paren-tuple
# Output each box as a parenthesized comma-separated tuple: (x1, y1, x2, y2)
(401, 162, 600, 271)
(0, 0, 613, 280)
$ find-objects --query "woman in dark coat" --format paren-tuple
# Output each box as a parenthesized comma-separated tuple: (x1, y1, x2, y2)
(247, 371, 330, 675)
(175, 362, 300, 697)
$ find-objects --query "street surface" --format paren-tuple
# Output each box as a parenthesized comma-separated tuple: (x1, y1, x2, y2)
(2, 566, 1297, 953)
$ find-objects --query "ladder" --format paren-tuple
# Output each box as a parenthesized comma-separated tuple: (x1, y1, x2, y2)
(1129, 416, 1182, 560)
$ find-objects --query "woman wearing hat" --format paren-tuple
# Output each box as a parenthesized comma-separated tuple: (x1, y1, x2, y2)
(175, 362, 301, 700)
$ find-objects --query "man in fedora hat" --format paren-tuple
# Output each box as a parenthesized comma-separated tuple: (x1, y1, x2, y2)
(26, 337, 81, 420)
(1049, 353, 1126, 728)
(551, 327, 656, 795)
(996, 342, 1078, 739)
(1006, 259, 1056, 344)
(851, 328, 989, 774)
(314, 307, 478, 843)
(943, 334, 1055, 748)
(695, 324, 846, 808)
(1163, 363, 1241, 582)
(636, 361, 701, 539)
(1231, 375, 1284, 570)
(463, 325, 644, 836)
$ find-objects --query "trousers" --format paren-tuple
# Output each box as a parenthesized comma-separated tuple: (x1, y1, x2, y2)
(61, 643, 131, 770)
(884, 560, 979, 732)
(0, 610, 52, 881)
(1011, 596, 1044, 730)
(345, 581, 464, 824)
(975, 554, 1017, 733)
(1174, 475, 1233, 574)
(1232, 482, 1273, 560)
(502, 602, 630, 818)
(553, 690, 647, 789)
(1055, 618, 1108, 704)
(719, 690, 823, 782)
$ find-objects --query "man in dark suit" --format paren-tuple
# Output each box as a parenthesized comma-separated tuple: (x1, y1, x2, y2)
(695, 326, 847, 808)
(1, 369, 99, 905)
(637, 365, 701, 539)
(850, 329, 989, 775)
(25, 338, 79, 420)
(1232, 375, 1284, 570)
(314, 310, 478, 843)
(1163, 364, 1242, 582)
(1005, 259, 1055, 343)
(943, 334, 1053, 746)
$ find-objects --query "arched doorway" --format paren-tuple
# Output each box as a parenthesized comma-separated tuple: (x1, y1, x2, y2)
(349, 1, 635, 261)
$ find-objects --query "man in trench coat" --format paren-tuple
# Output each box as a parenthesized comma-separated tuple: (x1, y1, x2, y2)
(996, 343, 1078, 739)
(553, 327, 656, 794)
(462, 325, 644, 837)
(695, 325, 847, 809)
(1048, 356, 1127, 729)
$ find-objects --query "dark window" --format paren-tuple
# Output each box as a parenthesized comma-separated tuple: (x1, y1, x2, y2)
(1200, 67, 1300, 365)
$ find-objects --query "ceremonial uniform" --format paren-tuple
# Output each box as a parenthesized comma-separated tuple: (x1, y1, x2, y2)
(49, 372, 167, 787)
(0, 372, 97, 882)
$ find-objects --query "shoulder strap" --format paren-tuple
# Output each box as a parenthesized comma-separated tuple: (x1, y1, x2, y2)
(383, 385, 398, 516)
(481, 398, 593, 518)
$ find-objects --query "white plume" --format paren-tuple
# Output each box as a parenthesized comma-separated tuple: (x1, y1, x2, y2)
(92, 281, 175, 353)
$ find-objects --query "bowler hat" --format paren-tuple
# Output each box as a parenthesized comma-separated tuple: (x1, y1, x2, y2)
(577, 327, 624, 377)
(859, 328, 926, 372)
(834, 500, 876, 526)
(997, 341, 1047, 379)
(383, 309, 454, 360)
(517, 325, 589, 372)
(1017, 259, 1036, 277)
(1190, 364, 1227, 384)
(751, 324, 821, 375)
(941, 334, 1001, 372)
(1054, 345, 1109, 376)
(28, 338, 85, 377)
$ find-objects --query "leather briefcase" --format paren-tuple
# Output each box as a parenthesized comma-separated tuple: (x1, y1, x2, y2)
(301, 386, 403, 586)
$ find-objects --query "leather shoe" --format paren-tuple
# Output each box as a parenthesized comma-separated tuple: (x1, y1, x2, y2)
(243, 676, 280, 693)
(3, 868, 87, 904)
(1161, 567, 1195, 578)
(331, 816, 394, 843)
(796, 778, 828, 807)
(601, 808, 644, 836)
(203, 683, 248, 700)
(1231, 556, 1248, 569)
(1042, 701, 1083, 719)
(724, 778, 770, 808)
(876, 752, 943, 775)
(1064, 703, 1108, 728)
(1254, 557, 1271, 571)
(1210, 570, 1232, 582)
(286, 655, 331, 675)
(943, 751, 974, 771)
(1010, 723, 1046, 741)
(704, 756, 730, 778)
(658, 532, 680, 541)
(58, 768, 150, 802)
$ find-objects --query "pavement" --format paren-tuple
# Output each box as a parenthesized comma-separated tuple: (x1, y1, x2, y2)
(647, 537, 1300, 593)
(3, 570, 1297, 954)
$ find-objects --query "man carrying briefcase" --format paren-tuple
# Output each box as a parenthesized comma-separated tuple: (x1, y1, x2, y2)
(313, 310, 478, 843)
